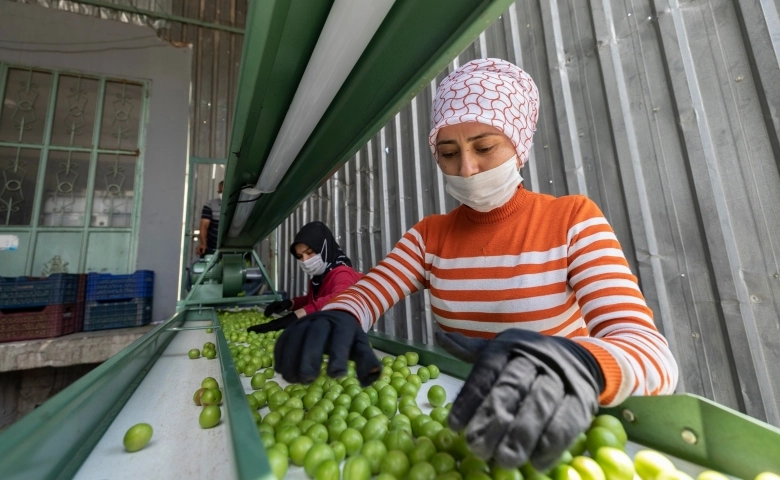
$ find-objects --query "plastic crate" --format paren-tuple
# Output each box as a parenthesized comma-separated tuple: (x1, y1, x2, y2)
(85, 271, 154, 301)
(83, 297, 153, 331)
(0, 274, 81, 309)
(0, 304, 79, 343)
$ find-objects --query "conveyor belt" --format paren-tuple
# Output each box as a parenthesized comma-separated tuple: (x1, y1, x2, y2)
(74, 321, 237, 480)
(2, 310, 778, 479)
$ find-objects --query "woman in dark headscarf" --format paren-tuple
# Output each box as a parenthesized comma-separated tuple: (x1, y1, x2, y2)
(248, 222, 361, 333)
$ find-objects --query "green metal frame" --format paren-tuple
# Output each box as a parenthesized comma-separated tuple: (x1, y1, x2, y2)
(0, 63, 149, 275)
(220, 0, 516, 247)
(219, 0, 333, 249)
(369, 331, 780, 478)
(67, 0, 245, 34)
(180, 156, 227, 298)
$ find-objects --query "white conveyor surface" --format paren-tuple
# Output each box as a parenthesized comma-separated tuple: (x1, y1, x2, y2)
(75, 321, 237, 480)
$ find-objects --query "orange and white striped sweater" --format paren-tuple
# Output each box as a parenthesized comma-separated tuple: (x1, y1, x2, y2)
(324, 186, 678, 406)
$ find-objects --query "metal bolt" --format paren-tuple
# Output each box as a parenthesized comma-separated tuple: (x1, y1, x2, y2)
(647, 16, 653, 21)
(653, 107, 660, 113)
(622, 409, 636, 423)
(549, 180, 553, 184)
(681, 273, 686, 277)
(385, 147, 390, 154)
(750, 295, 762, 303)
(774, 273, 779, 279)
(527, 24, 531, 28)
(543, 144, 549, 149)
(692, 332, 700, 339)
(579, 132, 584, 137)
(736, 76, 744, 82)
(681, 428, 698, 445)
(628, 12, 632, 16)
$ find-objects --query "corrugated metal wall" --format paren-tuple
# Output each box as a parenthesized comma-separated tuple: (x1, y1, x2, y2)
(276, 0, 780, 426)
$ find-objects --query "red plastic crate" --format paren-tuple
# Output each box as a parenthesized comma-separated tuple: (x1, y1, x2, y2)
(0, 304, 79, 343)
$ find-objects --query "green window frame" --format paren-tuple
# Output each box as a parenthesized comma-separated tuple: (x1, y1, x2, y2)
(0, 63, 148, 275)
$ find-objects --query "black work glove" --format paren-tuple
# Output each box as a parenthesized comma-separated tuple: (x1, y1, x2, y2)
(264, 299, 293, 317)
(247, 312, 298, 334)
(435, 329, 604, 471)
(274, 310, 381, 387)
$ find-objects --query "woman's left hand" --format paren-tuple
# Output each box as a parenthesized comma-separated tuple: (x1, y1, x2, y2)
(247, 312, 298, 334)
(435, 329, 604, 470)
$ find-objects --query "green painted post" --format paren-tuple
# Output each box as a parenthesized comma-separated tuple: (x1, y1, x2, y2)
(180, 155, 197, 298)
(128, 81, 151, 273)
(26, 71, 60, 275)
(78, 77, 106, 272)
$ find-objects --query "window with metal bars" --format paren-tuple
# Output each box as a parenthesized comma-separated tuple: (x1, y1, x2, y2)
(0, 64, 146, 228)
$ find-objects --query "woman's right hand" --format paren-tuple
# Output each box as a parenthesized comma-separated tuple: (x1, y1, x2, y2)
(274, 310, 381, 387)
(264, 299, 293, 317)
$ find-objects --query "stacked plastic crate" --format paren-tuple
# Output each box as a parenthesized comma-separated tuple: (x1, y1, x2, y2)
(83, 271, 154, 331)
(0, 274, 86, 342)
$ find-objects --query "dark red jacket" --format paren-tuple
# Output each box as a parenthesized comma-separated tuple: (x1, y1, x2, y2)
(291, 265, 362, 315)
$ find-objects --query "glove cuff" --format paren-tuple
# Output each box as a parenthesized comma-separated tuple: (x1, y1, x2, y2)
(577, 341, 622, 406)
(551, 337, 605, 394)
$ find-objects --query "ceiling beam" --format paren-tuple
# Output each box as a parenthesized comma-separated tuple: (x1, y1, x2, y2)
(67, 0, 245, 35)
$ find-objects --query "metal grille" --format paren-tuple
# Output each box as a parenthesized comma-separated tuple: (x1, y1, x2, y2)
(0, 63, 147, 273)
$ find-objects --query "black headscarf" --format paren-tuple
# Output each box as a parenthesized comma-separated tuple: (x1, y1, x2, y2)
(290, 221, 352, 296)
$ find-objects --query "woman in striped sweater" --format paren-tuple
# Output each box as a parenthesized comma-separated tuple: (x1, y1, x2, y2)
(274, 59, 678, 470)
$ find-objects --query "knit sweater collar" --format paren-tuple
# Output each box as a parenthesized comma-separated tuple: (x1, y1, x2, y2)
(461, 185, 528, 224)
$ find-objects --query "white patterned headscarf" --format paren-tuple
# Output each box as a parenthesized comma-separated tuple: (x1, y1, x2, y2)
(429, 58, 540, 168)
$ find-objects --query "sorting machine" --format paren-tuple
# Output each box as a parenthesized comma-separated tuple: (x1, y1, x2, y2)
(0, 1, 778, 479)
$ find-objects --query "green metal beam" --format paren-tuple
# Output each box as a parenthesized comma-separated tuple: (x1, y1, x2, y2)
(66, 0, 245, 34)
(214, 311, 273, 480)
(218, 0, 333, 247)
(220, 0, 515, 247)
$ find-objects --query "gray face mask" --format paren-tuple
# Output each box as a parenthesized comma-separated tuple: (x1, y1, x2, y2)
(298, 240, 328, 276)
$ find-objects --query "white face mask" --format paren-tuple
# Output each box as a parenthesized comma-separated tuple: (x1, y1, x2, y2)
(297, 240, 328, 276)
(442, 155, 522, 212)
